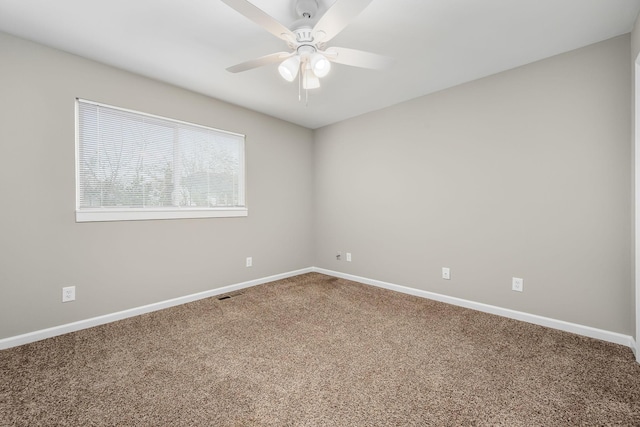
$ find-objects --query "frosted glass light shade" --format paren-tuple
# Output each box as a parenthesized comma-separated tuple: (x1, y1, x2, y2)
(278, 56, 300, 82)
(310, 53, 331, 78)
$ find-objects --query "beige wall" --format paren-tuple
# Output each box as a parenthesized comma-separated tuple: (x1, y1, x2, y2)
(1, 30, 635, 341)
(314, 35, 633, 334)
(633, 13, 640, 60)
(0, 32, 314, 339)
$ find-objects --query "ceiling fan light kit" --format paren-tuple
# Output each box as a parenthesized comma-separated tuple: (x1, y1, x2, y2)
(279, 44, 331, 88)
(221, 0, 391, 99)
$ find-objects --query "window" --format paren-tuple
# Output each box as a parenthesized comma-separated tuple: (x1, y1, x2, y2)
(76, 99, 246, 222)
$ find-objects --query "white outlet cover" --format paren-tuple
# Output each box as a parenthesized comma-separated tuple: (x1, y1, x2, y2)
(346, 253, 352, 262)
(246, 257, 252, 267)
(62, 286, 76, 302)
(512, 277, 524, 292)
(442, 267, 451, 280)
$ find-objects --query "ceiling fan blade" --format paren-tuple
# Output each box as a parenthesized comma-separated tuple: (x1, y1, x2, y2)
(227, 52, 293, 73)
(312, 0, 374, 43)
(221, 0, 295, 42)
(322, 47, 392, 70)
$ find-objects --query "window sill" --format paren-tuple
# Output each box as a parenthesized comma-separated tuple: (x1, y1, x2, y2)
(76, 207, 248, 222)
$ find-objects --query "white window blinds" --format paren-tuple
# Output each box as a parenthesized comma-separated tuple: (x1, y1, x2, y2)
(76, 99, 246, 222)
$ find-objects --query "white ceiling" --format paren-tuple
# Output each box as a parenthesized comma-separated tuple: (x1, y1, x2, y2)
(0, 0, 639, 129)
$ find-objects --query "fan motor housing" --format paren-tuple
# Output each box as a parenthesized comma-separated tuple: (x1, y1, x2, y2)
(297, 44, 316, 57)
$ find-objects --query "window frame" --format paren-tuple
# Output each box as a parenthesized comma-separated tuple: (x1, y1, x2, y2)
(75, 99, 247, 222)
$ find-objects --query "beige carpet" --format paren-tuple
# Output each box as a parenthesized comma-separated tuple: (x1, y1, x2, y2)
(1, 272, 639, 426)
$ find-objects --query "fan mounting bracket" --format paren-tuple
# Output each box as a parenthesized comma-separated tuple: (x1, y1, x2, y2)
(295, 0, 318, 19)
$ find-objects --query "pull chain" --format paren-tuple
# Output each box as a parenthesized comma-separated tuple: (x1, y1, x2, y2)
(298, 63, 302, 102)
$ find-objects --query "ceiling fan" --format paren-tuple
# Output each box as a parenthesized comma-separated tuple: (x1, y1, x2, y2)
(221, 0, 392, 92)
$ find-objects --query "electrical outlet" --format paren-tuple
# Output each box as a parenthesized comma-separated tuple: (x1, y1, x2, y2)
(442, 267, 451, 280)
(346, 252, 352, 262)
(512, 277, 524, 292)
(246, 257, 252, 267)
(336, 251, 342, 261)
(62, 286, 76, 302)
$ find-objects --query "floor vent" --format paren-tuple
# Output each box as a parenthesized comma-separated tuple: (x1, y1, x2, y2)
(217, 291, 244, 301)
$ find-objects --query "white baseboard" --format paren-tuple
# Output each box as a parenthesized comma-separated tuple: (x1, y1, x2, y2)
(0, 267, 313, 350)
(313, 267, 637, 353)
(2, 266, 636, 359)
